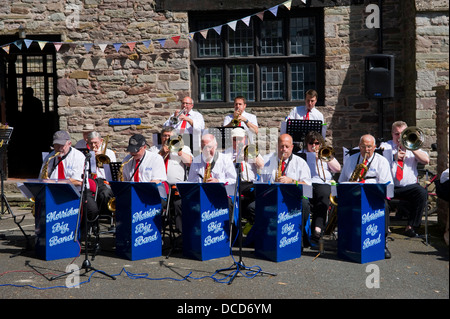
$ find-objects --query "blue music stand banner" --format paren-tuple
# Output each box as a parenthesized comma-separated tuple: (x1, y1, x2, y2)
(337, 183, 387, 264)
(253, 183, 303, 262)
(110, 182, 162, 260)
(23, 180, 81, 261)
(176, 183, 230, 261)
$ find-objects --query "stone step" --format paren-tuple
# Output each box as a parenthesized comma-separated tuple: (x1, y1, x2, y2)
(1, 179, 33, 207)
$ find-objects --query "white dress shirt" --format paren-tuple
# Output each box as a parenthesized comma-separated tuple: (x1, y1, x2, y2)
(286, 105, 324, 122)
(93, 148, 116, 179)
(149, 144, 193, 184)
(223, 110, 258, 132)
(121, 150, 167, 183)
(380, 140, 428, 187)
(303, 152, 334, 184)
(260, 152, 311, 184)
(163, 110, 205, 134)
(188, 152, 237, 185)
(40, 147, 86, 186)
(338, 152, 393, 184)
(223, 147, 260, 182)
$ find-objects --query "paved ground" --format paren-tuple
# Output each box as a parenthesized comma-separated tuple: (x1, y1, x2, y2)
(1, 205, 448, 308)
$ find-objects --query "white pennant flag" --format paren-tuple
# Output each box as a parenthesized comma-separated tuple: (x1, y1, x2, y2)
(98, 43, 108, 52)
(227, 20, 237, 31)
(241, 16, 251, 27)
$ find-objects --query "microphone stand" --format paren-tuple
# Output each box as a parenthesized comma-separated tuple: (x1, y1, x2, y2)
(51, 153, 115, 281)
(216, 148, 276, 285)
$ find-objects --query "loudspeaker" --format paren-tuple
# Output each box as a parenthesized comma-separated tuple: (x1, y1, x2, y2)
(365, 54, 394, 99)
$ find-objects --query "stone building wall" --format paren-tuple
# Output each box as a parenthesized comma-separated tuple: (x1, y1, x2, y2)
(0, 0, 448, 167)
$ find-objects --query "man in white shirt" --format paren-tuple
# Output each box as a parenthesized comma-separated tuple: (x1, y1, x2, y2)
(122, 134, 167, 184)
(223, 96, 259, 135)
(339, 134, 393, 258)
(381, 121, 429, 238)
(286, 89, 324, 123)
(150, 127, 193, 185)
(163, 96, 205, 135)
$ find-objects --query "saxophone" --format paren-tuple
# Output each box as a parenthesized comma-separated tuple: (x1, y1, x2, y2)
(203, 161, 212, 182)
(275, 158, 283, 182)
(40, 152, 60, 179)
(349, 152, 368, 182)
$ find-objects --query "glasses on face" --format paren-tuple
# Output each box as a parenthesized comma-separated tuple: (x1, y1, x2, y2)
(308, 142, 320, 145)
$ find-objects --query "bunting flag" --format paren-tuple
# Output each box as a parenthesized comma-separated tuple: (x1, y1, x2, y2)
(0, 1, 298, 55)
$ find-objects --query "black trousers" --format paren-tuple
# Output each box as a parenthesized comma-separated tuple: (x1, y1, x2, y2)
(393, 183, 427, 228)
(310, 183, 331, 233)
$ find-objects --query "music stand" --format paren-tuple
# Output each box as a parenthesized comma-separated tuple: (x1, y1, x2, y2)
(0, 127, 31, 254)
(216, 154, 276, 285)
(108, 162, 122, 182)
(209, 127, 233, 151)
(286, 120, 323, 151)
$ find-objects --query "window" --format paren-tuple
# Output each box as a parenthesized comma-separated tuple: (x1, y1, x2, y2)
(190, 7, 324, 107)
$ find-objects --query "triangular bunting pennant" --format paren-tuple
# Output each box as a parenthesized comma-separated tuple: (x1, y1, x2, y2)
(171, 36, 181, 45)
(187, 32, 195, 41)
(241, 16, 251, 26)
(283, 0, 292, 10)
(54, 43, 62, 51)
(227, 20, 237, 31)
(24, 39, 33, 48)
(142, 40, 151, 48)
(200, 29, 208, 39)
(300, 0, 307, 3)
(1, 45, 10, 54)
(84, 43, 93, 52)
(256, 11, 265, 21)
(113, 43, 122, 52)
(127, 42, 136, 51)
(38, 41, 47, 50)
(98, 43, 108, 52)
(213, 25, 222, 36)
(158, 39, 166, 47)
(13, 41, 22, 50)
(268, 5, 279, 17)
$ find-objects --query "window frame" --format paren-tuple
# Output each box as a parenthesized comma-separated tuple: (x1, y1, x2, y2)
(189, 7, 325, 109)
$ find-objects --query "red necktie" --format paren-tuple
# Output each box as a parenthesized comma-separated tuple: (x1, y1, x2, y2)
(180, 113, 189, 133)
(134, 159, 140, 182)
(281, 160, 286, 176)
(58, 157, 65, 179)
(396, 158, 404, 181)
(164, 155, 169, 173)
(305, 111, 310, 120)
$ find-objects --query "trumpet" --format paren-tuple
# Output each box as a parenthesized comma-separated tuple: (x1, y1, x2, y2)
(95, 135, 111, 168)
(169, 108, 187, 125)
(349, 152, 368, 182)
(231, 110, 242, 127)
(400, 126, 424, 151)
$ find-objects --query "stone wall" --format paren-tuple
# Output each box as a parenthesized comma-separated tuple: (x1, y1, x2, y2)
(1, 0, 448, 165)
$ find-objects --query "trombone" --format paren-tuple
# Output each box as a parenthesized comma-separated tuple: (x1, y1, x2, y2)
(400, 126, 424, 151)
(95, 135, 111, 168)
(316, 145, 335, 182)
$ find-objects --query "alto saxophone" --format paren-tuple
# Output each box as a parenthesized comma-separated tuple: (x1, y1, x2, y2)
(203, 161, 212, 182)
(276, 158, 283, 182)
(40, 152, 60, 179)
(349, 152, 368, 182)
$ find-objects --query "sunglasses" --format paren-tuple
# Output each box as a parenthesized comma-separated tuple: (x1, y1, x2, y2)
(308, 142, 320, 145)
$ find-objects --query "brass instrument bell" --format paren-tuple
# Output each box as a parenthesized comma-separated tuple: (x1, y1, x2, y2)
(318, 146, 335, 162)
(168, 135, 184, 153)
(400, 126, 424, 151)
(95, 136, 111, 168)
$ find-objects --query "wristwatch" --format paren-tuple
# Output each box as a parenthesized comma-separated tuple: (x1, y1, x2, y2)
(244, 119, 249, 124)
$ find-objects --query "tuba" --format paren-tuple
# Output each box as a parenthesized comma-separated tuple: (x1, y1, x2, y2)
(349, 152, 368, 182)
(40, 152, 60, 179)
(95, 135, 111, 168)
(400, 126, 424, 151)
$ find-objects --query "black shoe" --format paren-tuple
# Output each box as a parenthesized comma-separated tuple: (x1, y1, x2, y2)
(385, 247, 391, 259)
(405, 228, 419, 238)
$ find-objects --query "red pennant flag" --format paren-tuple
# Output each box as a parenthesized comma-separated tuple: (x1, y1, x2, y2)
(172, 36, 181, 45)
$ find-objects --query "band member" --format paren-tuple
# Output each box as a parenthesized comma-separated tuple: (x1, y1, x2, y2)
(380, 121, 430, 238)
(224, 127, 264, 224)
(302, 131, 341, 241)
(187, 134, 237, 184)
(223, 96, 259, 135)
(339, 134, 393, 258)
(39, 130, 99, 221)
(87, 131, 116, 217)
(260, 134, 311, 185)
(338, 134, 393, 184)
(163, 96, 205, 134)
(149, 126, 193, 185)
(75, 123, 95, 150)
(286, 89, 324, 123)
(122, 134, 167, 184)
